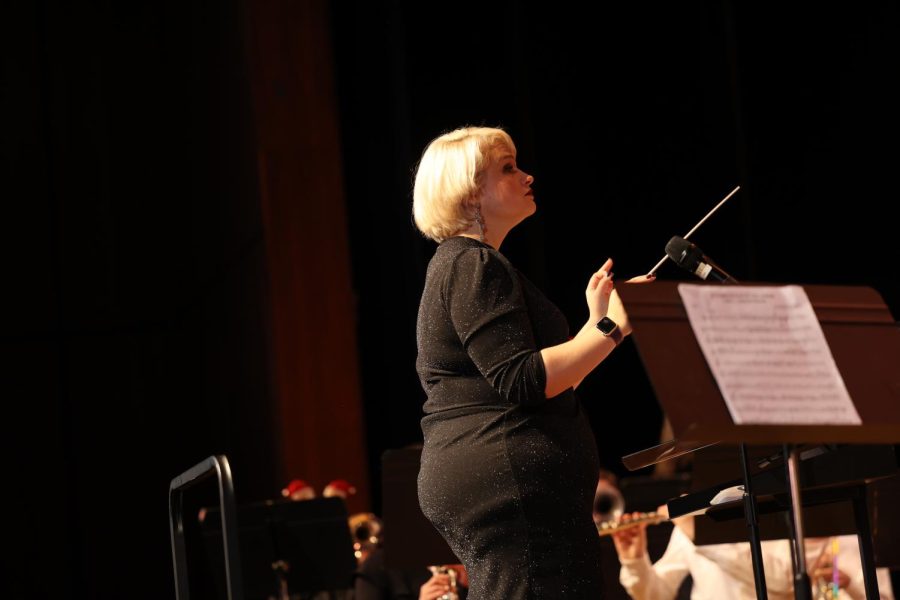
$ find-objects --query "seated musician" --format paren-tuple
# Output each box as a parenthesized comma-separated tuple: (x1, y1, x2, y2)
(355, 547, 468, 600)
(611, 507, 894, 600)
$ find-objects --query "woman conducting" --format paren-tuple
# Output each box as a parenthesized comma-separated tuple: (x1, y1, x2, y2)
(413, 126, 650, 599)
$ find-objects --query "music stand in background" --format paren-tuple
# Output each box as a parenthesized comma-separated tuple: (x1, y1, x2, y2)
(870, 474, 900, 568)
(381, 447, 459, 570)
(619, 474, 691, 513)
(682, 444, 900, 547)
(201, 497, 357, 600)
(617, 281, 900, 600)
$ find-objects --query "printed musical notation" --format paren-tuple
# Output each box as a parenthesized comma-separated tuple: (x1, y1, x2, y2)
(678, 284, 861, 425)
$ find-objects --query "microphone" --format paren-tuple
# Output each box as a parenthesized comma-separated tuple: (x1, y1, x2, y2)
(665, 236, 738, 283)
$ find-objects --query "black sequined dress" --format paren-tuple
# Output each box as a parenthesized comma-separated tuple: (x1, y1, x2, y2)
(416, 236, 603, 599)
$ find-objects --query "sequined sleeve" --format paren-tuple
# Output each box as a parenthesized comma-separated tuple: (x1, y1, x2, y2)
(442, 247, 548, 406)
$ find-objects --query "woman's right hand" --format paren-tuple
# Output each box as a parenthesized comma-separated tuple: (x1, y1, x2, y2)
(611, 512, 649, 561)
(606, 273, 656, 336)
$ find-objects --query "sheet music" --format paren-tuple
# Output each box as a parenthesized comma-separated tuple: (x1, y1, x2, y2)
(677, 284, 861, 425)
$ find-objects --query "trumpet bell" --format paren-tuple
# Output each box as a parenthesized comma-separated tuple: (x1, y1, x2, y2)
(593, 482, 625, 524)
(348, 512, 383, 564)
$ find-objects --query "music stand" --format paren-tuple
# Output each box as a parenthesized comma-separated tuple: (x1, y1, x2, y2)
(617, 281, 900, 600)
(201, 497, 357, 599)
(682, 443, 900, 546)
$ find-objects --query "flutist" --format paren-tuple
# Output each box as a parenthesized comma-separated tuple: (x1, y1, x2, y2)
(611, 508, 894, 600)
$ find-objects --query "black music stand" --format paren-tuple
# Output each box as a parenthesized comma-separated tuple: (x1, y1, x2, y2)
(617, 281, 900, 600)
(200, 497, 357, 600)
(680, 444, 900, 546)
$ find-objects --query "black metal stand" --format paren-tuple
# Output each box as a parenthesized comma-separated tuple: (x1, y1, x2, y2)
(198, 496, 357, 598)
(169, 455, 244, 600)
(779, 446, 882, 600)
(782, 446, 813, 600)
(740, 443, 769, 600)
(852, 485, 882, 599)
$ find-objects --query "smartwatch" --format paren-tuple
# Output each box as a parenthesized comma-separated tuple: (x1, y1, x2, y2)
(596, 316, 624, 346)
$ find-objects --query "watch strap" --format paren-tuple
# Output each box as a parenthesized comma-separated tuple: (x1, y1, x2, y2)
(606, 326, 623, 346)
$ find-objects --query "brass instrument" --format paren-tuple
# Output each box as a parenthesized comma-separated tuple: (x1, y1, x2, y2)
(812, 538, 841, 600)
(595, 511, 668, 536)
(593, 482, 625, 524)
(813, 578, 839, 600)
(348, 512, 383, 564)
(428, 565, 460, 600)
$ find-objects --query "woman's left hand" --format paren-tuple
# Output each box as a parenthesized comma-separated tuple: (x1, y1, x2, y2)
(585, 258, 615, 323)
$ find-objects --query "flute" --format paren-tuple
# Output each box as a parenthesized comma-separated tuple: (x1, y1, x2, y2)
(596, 511, 669, 536)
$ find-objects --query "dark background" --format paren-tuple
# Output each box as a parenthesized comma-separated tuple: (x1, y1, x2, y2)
(3, 1, 898, 598)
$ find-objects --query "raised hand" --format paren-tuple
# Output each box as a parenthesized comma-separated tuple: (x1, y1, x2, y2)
(611, 512, 650, 561)
(586, 258, 615, 324)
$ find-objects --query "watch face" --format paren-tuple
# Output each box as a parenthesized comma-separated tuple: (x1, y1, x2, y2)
(597, 316, 617, 334)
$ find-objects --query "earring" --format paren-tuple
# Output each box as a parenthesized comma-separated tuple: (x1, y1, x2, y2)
(474, 205, 486, 243)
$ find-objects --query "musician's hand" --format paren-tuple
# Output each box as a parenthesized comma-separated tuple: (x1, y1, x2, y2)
(611, 512, 649, 561)
(419, 573, 453, 600)
(810, 549, 850, 590)
(811, 567, 850, 591)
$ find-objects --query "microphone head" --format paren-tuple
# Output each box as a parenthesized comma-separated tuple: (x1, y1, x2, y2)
(665, 236, 704, 271)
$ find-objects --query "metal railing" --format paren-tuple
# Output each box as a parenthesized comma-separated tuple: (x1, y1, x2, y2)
(169, 455, 244, 600)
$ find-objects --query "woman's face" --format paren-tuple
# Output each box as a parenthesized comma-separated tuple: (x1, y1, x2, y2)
(478, 145, 535, 230)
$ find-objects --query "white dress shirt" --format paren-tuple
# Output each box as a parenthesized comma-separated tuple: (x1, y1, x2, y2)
(619, 528, 893, 600)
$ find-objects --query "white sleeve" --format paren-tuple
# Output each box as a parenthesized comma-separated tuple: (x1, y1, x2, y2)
(850, 568, 898, 600)
(694, 537, 794, 595)
(619, 528, 691, 600)
(875, 568, 895, 600)
(837, 534, 895, 600)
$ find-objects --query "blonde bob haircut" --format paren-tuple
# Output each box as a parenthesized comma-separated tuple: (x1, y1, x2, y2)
(413, 126, 515, 242)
